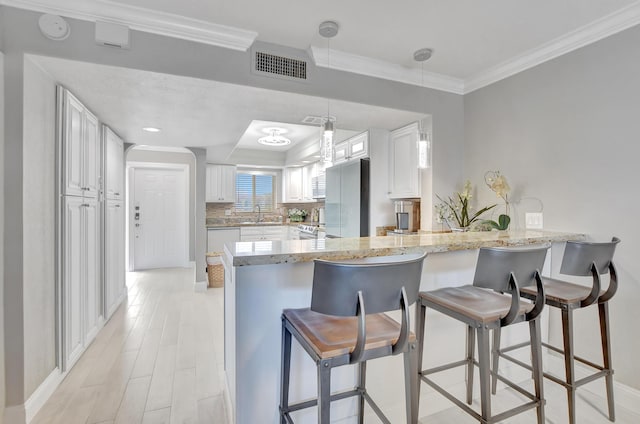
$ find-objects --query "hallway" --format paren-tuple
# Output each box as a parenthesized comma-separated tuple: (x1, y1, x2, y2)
(32, 268, 229, 424)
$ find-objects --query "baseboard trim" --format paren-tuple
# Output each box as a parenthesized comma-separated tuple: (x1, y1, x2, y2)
(194, 280, 208, 292)
(25, 367, 64, 423)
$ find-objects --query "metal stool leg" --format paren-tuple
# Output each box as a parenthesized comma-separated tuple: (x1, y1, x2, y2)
(599, 302, 616, 422)
(318, 359, 332, 424)
(405, 341, 419, 424)
(466, 325, 476, 405)
(358, 361, 366, 424)
(562, 308, 576, 424)
(491, 327, 501, 395)
(280, 319, 292, 424)
(416, 301, 427, 403)
(529, 318, 546, 424)
(477, 326, 492, 422)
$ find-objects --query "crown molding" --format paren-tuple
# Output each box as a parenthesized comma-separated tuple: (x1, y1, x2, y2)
(463, 1, 640, 93)
(0, 0, 258, 51)
(309, 46, 465, 95)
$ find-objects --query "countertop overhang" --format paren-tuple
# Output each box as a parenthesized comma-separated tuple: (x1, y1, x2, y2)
(224, 230, 584, 267)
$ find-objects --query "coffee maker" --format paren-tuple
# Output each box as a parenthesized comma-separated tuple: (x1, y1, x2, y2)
(394, 200, 420, 233)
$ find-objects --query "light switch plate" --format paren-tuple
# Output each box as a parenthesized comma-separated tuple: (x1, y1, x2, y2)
(225, 209, 232, 216)
(525, 212, 543, 230)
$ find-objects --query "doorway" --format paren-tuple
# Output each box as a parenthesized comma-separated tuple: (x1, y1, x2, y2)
(127, 162, 189, 270)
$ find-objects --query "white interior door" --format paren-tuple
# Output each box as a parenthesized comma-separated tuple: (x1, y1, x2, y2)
(130, 165, 189, 270)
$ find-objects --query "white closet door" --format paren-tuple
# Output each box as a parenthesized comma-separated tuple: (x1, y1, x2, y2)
(64, 197, 85, 370)
(84, 197, 101, 344)
(83, 111, 100, 198)
(63, 92, 85, 197)
(105, 199, 125, 319)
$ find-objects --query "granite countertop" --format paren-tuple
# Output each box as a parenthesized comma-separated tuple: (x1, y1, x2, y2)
(223, 230, 584, 267)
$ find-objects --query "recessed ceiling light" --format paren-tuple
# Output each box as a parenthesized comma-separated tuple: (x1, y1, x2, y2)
(142, 127, 161, 133)
(302, 160, 311, 163)
(258, 128, 291, 146)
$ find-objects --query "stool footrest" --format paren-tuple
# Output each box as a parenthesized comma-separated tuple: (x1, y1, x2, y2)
(281, 387, 392, 424)
(421, 357, 542, 424)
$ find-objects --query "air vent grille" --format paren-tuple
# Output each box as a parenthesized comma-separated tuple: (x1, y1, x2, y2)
(255, 51, 307, 80)
(302, 115, 336, 125)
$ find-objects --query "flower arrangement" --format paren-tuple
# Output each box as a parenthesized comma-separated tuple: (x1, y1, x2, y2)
(482, 171, 511, 230)
(287, 208, 308, 222)
(435, 180, 496, 230)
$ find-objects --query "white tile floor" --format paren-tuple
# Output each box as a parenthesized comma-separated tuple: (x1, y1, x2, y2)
(32, 267, 640, 423)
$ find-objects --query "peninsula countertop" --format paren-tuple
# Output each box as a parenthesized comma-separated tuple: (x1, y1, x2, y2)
(224, 229, 584, 267)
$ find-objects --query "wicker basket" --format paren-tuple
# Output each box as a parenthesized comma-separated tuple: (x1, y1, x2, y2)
(206, 252, 224, 288)
(207, 263, 224, 288)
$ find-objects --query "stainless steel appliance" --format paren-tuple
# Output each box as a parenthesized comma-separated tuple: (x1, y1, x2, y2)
(325, 159, 370, 238)
(393, 200, 420, 233)
(297, 224, 319, 239)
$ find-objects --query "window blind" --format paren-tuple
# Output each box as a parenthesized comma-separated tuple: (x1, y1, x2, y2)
(235, 172, 274, 212)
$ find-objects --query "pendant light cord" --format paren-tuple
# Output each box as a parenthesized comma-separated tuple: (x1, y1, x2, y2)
(327, 37, 331, 121)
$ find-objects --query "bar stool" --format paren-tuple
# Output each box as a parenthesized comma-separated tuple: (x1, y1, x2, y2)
(279, 253, 427, 424)
(493, 237, 620, 424)
(416, 245, 549, 424)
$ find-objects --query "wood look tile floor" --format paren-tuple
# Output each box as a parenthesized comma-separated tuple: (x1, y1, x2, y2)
(32, 267, 229, 424)
(33, 267, 640, 423)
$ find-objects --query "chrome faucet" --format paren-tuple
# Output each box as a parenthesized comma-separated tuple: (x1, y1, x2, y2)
(255, 204, 263, 223)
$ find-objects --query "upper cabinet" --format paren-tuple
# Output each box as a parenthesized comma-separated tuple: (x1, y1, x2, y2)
(206, 164, 237, 202)
(283, 166, 304, 203)
(333, 131, 369, 166)
(388, 122, 421, 199)
(63, 89, 100, 198)
(103, 125, 124, 200)
(283, 162, 321, 203)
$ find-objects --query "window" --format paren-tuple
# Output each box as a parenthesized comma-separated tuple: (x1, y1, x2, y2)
(235, 171, 275, 212)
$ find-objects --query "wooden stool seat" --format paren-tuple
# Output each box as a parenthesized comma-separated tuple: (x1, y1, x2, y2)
(283, 308, 414, 359)
(521, 277, 605, 305)
(420, 286, 534, 324)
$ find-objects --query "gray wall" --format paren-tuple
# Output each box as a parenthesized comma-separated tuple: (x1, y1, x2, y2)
(0, 49, 6, 424)
(126, 148, 197, 261)
(22, 57, 57, 399)
(464, 25, 640, 389)
(0, 4, 463, 411)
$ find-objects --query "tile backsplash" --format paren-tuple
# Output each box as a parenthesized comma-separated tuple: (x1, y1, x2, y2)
(206, 202, 324, 225)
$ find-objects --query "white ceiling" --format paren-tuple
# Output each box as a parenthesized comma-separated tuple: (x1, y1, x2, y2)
(17, 0, 640, 161)
(30, 55, 424, 161)
(12, 0, 640, 91)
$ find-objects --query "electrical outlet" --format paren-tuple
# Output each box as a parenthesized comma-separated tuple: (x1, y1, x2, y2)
(225, 209, 232, 216)
(525, 212, 543, 230)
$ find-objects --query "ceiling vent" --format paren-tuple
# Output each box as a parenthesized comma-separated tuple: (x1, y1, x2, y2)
(253, 51, 307, 80)
(302, 115, 336, 125)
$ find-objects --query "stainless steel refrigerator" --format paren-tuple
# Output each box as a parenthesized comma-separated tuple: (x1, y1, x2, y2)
(325, 158, 370, 238)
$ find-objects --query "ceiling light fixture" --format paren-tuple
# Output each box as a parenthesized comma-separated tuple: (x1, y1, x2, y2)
(319, 21, 339, 166)
(258, 127, 291, 146)
(414, 48, 433, 169)
(142, 127, 161, 133)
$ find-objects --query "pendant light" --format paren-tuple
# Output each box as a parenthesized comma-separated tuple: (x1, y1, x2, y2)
(319, 21, 338, 166)
(414, 48, 433, 169)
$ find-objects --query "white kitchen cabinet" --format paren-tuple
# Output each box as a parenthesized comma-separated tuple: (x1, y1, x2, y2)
(62, 90, 100, 198)
(104, 125, 124, 200)
(63, 196, 103, 370)
(240, 226, 288, 241)
(207, 227, 240, 253)
(283, 163, 319, 203)
(206, 164, 237, 202)
(333, 131, 369, 165)
(105, 199, 126, 320)
(388, 122, 421, 199)
(283, 167, 304, 202)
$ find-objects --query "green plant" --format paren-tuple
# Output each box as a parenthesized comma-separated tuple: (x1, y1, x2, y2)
(436, 180, 496, 229)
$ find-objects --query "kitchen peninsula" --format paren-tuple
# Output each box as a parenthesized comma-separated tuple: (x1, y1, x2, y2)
(221, 230, 583, 424)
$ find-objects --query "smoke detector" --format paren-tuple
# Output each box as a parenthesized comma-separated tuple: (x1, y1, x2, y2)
(38, 14, 71, 41)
